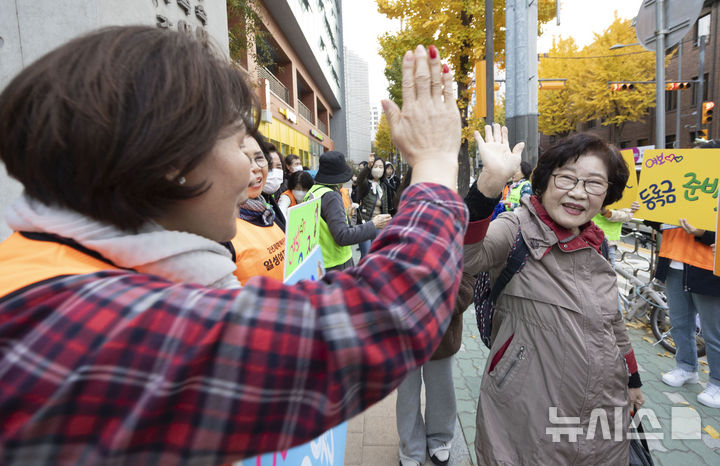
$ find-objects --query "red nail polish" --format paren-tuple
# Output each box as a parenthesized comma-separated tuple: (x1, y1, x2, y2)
(429, 45, 438, 59)
(442, 64, 450, 74)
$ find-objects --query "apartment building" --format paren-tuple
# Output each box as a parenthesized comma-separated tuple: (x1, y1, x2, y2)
(231, 0, 345, 168)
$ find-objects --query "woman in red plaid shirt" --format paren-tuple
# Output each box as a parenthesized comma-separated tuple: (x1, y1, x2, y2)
(0, 27, 467, 465)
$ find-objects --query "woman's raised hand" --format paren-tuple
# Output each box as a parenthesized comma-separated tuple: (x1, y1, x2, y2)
(382, 45, 461, 191)
(474, 124, 524, 198)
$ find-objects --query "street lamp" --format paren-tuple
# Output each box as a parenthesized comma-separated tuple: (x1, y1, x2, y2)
(609, 42, 641, 50)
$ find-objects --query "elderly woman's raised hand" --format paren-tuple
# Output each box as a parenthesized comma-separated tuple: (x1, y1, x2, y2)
(474, 124, 524, 198)
(382, 45, 461, 191)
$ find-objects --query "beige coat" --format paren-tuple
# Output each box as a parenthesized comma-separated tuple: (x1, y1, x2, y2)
(464, 198, 632, 466)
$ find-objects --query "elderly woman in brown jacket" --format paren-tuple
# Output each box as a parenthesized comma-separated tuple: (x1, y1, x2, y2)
(464, 127, 644, 465)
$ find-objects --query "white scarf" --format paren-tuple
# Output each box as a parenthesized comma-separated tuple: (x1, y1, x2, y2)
(5, 195, 241, 289)
(370, 180, 383, 200)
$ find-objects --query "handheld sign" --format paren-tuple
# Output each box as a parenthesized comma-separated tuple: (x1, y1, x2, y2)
(605, 149, 639, 210)
(635, 149, 719, 231)
(284, 197, 322, 279)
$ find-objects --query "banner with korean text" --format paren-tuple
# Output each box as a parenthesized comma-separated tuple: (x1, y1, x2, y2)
(635, 149, 719, 231)
(283, 197, 322, 279)
(605, 149, 639, 210)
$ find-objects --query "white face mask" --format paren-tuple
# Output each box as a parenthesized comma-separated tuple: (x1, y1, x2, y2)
(291, 165, 304, 173)
(292, 189, 307, 202)
(371, 167, 384, 179)
(262, 168, 284, 194)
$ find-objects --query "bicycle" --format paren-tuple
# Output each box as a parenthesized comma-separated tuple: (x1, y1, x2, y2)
(615, 229, 706, 357)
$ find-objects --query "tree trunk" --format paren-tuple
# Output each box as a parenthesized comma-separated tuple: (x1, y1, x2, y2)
(457, 10, 473, 198)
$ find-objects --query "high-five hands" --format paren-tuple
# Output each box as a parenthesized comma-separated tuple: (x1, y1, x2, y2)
(474, 124, 525, 198)
(382, 45, 461, 191)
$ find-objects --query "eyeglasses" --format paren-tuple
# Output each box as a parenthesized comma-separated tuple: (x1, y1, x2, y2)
(248, 154, 268, 168)
(551, 174, 609, 196)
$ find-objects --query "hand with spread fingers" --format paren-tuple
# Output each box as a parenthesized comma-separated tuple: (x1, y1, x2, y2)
(679, 218, 705, 237)
(381, 45, 461, 191)
(474, 124, 525, 198)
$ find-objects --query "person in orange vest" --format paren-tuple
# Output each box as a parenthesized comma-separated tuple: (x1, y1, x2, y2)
(277, 170, 314, 221)
(0, 32, 467, 465)
(226, 133, 286, 285)
(656, 218, 720, 407)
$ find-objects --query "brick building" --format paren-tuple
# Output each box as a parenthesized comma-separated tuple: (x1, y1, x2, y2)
(541, 0, 720, 151)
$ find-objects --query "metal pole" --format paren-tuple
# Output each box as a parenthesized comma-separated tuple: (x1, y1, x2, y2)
(486, 0, 494, 125)
(696, 35, 707, 134)
(675, 42, 682, 148)
(656, 0, 665, 149)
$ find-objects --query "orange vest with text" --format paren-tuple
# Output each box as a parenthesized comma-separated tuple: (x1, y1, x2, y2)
(230, 219, 286, 285)
(0, 232, 120, 299)
(658, 227, 714, 271)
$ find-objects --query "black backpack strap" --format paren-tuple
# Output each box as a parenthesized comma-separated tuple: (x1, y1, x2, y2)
(600, 237, 610, 261)
(489, 230, 530, 305)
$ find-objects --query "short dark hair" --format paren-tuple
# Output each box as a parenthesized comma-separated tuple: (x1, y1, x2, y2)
(288, 170, 314, 190)
(531, 133, 628, 206)
(285, 154, 300, 166)
(519, 161, 533, 179)
(0, 26, 258, 230)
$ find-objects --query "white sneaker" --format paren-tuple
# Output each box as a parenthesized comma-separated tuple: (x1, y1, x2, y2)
(662, 367, 699, 387)
(428, 442, 451, 465)
(698, 384, 720, 408)
(399, 458, 420, 466)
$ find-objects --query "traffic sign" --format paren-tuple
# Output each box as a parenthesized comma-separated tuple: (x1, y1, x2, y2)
(636, 0, 703, 51)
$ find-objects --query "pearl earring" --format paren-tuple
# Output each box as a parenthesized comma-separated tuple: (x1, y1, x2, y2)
(177, 176, 186, 185)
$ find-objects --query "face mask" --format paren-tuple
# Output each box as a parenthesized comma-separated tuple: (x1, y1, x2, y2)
(371, 167, 384, 179)
(291, 165, 303, 173)
(262, 168, 284, 194)
(292, 189, 307, 202)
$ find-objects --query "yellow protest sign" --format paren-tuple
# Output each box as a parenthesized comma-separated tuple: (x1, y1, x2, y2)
(605, 149, 639, 210)
(635, 149, 719, 231)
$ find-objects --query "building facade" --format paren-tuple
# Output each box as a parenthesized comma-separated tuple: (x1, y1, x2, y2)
(370, 104, 381, 142)
(540, 0, 720, 152)
(232, 0, 345, 168)
(343, 47, 371, 164)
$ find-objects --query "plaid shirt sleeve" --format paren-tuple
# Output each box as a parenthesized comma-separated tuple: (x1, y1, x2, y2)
(0, 183, 468, 465)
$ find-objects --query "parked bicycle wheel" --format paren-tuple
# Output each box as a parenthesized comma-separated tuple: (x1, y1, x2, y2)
(651, 306, 706, 357)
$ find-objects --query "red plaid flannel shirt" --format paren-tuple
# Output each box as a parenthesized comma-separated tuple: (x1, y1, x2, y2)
(0, 183, 467, 465)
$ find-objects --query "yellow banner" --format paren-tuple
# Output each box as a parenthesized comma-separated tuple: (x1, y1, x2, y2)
(605, 149, 639, 210)
(635, 149, 719, 231)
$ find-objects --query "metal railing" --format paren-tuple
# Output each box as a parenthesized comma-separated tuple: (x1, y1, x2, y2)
(298, 100, 313, 123)
(258, 67, 290, 105)
(318, 119, 328, 135)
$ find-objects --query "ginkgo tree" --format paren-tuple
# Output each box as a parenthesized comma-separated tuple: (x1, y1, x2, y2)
(376, 0, 556, 195)
(538, 15, 660, 142)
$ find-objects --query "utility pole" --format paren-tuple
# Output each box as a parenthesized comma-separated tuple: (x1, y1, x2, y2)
(656, 0, 666, 149)
(696, 35, 707, 133)
(505, 0, 538, 166)
(485, 0, 494, 125)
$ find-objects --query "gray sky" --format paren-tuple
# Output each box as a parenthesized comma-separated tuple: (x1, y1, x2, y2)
(342, 0, 643, 106)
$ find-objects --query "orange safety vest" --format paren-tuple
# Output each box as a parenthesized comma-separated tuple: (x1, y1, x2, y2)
(0, 232, 120, 299)
(658, 227, 714, 271)
(280, 190, 298, 208)
(230, 219, 286, 285)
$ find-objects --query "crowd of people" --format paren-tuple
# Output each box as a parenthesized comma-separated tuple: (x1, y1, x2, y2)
(0, 24, 717, 466)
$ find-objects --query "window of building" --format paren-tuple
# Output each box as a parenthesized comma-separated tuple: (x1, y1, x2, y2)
(637, 138, 650, 147)
(691, 73, 710, 105)
(666, 90, 677, 111)
(549, 135, 557, 144)
(620, 141, 631, 148)
(696, 13, 711, 46)
(585, 119, 596, 129)
(665, 134, 676, 148)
